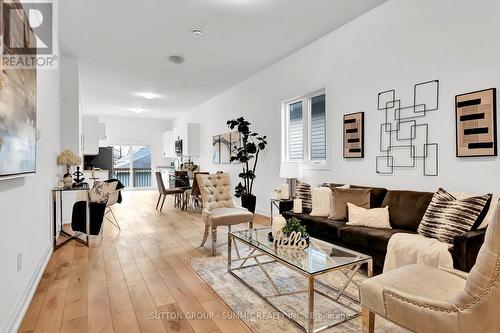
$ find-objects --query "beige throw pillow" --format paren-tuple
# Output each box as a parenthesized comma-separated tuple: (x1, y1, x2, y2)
(329, 187, 370, 220)
(346, 203, 391, 229)
(310, 184, 350, 217)
(310, 187, 331, 217)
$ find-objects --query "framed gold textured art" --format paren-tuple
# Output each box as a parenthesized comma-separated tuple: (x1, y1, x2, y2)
(0, 0, 38, 179)
(455, 88, 497, 157)
(343, 112, 364, 158)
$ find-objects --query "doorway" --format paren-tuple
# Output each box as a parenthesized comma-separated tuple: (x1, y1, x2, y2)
(112, 144, 152, 188)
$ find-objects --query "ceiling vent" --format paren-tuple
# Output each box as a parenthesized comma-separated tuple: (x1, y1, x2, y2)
(168, 55, 185, 64)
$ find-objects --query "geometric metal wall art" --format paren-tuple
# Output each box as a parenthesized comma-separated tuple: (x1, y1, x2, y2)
(343, 112, 364, 158)
(376, 80, 439, 176)
(455, 88, 497, 157)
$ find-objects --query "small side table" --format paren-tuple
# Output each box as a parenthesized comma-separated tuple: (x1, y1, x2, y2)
(52, 186, 90, 251)
(270, 198, 294, 225)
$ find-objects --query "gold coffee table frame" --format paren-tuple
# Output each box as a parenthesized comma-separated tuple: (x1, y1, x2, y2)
(228, 227, 373, 333)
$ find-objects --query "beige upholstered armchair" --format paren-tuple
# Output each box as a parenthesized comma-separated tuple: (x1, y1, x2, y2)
(196, 173, 254, 256)
(360, 205, 500, 333)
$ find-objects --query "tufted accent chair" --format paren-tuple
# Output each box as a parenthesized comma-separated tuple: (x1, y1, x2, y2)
(196, 173, 254, 256)
(360, 203, 500, 333)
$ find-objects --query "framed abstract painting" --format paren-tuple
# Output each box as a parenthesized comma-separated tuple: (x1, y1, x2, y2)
(343, 112, 364, 158)
(219, 132, 231, 164)
(212, 135, 220, 164)
(455, 88, 497, 157)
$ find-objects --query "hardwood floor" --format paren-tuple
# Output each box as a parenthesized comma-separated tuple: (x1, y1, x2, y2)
(19, 191, 269, 333)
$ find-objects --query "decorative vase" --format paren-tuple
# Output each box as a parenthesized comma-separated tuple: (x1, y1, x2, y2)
(241, 194, 256, 213)
(293, 199, 303, 213)
(272, 216, 286, 238)
(63, 174, 73, 188)
(280, 183, 290, 200)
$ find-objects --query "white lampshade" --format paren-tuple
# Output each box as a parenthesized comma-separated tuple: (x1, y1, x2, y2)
(279, 163, 302, 179)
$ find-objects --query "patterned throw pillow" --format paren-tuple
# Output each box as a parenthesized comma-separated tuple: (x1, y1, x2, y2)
(89, 181, 118, 204)
(296, 181, 312, 213)
(417, 188, 492, 243)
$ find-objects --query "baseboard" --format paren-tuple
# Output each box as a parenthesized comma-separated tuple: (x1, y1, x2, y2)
(1, 243, 52, 333)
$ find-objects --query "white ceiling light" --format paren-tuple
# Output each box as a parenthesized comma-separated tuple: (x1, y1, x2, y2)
(135, 92, 162, 99)
(192, 28, 204, 36)
(127, 108, 148, 114)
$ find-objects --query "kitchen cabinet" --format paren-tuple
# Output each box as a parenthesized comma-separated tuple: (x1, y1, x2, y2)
(98, 123, 106, 140)
(82, 116, 99, 155)
(163, 123, 199, 158)
(163, 130, 175, 158)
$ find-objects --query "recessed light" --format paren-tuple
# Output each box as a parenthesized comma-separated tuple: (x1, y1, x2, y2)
(135, 92, 161, 100)
(127, 108, 148, 114)
(192, 28, 204, 36)
(168, 55, 185, 64)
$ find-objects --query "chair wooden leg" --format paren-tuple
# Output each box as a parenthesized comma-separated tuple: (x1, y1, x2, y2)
(362, 307, 375, 333)
(160, 195, 166, 212)
(211, 226, 217, 256)
(182, 193, 187, 210)
(249, 220, 254, 229)
(156, 194, 162, 210)
(200, 224, 209, 247)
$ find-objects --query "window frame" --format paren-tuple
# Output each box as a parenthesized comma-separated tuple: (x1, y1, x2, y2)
(281, 88, 330, 170)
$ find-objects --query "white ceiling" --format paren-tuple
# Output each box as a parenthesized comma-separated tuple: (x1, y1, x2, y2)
(60, 0, 386, 119)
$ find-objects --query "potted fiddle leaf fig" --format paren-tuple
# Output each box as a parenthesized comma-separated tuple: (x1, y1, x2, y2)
(227, 117, 267, 213)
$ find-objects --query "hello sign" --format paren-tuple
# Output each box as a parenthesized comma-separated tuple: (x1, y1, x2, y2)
(273, 230, 307, 250)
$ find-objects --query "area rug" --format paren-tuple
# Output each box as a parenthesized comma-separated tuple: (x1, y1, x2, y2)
(187, 246, 409, 333)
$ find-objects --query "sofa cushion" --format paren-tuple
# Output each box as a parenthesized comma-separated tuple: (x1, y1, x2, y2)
(310, 187, 331, 217)
(321, 184, 387, 209)
(417, 188, 492, 243)
(351, 185, 388, 208)
(330, 187, 371, 220)
(284, 212, 346, 240)
(381, 190, 434, 231)
(296, 181, 312, 213)
(340, 226, 414, 253)
(346, 204, 391, 229)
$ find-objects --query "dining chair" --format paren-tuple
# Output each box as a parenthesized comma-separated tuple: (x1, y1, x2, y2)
(155, 171, 184, 212)
(103, 179, 124, 230)
(174, 170, 190, 209)
(184, 171, 209, 212)
(197, 173, 254, 256)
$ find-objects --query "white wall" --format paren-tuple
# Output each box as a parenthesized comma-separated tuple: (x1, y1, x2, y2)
(0, 11, 61, 333)
(98, 116, 173, 187)
(175, 0, 500, 215)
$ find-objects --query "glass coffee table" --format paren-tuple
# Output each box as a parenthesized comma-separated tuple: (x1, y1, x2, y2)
(228, 227, 372, 333)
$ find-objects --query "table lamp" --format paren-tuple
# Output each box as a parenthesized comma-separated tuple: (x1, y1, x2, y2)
(279, 163, 302, 199)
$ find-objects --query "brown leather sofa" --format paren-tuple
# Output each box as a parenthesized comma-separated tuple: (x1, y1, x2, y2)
(282, 184, 486, 274)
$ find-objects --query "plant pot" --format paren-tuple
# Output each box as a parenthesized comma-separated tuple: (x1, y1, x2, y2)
(241, 194, 256, 213)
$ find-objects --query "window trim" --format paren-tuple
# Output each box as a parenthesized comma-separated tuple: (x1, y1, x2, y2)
(281, 88, 330, 170)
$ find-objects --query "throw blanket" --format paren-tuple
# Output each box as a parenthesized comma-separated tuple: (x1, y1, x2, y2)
(383, 233, 453, 273)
